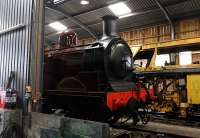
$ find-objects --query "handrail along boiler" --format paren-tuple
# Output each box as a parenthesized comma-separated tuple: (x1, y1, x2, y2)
(43, 15, 149, 124)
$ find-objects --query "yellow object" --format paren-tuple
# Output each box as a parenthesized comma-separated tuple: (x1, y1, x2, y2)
(187, 75, 200, 104)
(149, 48, 157, 67)
(142, 37, 200, 50)
(130, 45, 141, 57)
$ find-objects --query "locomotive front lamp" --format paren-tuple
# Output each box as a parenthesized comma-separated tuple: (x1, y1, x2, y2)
(49, 21, 67, 32)
(108, 2, 131, 17)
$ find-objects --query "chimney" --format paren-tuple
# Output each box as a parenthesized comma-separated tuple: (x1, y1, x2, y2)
(101, 15, 118, 40)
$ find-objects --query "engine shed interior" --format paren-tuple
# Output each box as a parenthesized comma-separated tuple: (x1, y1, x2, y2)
(0, 0, 200, 137)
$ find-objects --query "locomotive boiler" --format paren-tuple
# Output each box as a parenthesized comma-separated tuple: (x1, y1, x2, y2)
(43, 15, 149, 125)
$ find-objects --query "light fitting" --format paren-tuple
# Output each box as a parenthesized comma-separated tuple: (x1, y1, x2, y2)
(49, 21, 67, 31)
(80, 0, 89, 5)
(108, 2, 131, 17)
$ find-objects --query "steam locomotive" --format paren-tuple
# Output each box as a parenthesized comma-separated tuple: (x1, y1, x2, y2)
(43, 15, 150, 125)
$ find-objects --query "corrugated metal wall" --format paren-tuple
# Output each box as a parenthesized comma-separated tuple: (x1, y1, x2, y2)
(0, 0, 35, 103)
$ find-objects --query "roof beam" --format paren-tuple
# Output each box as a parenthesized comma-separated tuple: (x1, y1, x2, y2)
(72, 0, 127, 17)
(154, 0, 175, 40)
(44, 0, 126, 25)
(45, 0, 189, 25)
(45, 8, 160, 37)
(45, 0, 190, 38)
(45, 0, 73, 6)
(46, 6, 98, 39)
(71, 0, 188, 17)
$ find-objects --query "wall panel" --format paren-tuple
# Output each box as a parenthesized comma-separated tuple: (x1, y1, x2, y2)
(79, 18, 200, 49)
(0, 0, 36, 105)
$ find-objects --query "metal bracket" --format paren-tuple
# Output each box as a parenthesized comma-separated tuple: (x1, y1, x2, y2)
(0, 24, 26, 35)
(154, 0, 175, 40)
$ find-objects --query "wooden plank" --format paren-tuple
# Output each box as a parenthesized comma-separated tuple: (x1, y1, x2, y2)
(142, 37, 200, 49)
(78, 18, 200, 49)
(159, 24, 171, 42)
(149, 48, 157, 67)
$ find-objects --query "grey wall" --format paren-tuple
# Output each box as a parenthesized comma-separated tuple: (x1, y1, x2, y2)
(0, 0, 37, 105)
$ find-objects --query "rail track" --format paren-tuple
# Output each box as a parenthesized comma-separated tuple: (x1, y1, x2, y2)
(111, 115, 200, 138)
(111, 123, 200, 138)
(150, 114, 200, 128)
(111, 127, 191, 138)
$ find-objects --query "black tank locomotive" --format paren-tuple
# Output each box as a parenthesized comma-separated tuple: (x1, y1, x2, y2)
(43, 15, 147, 124)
